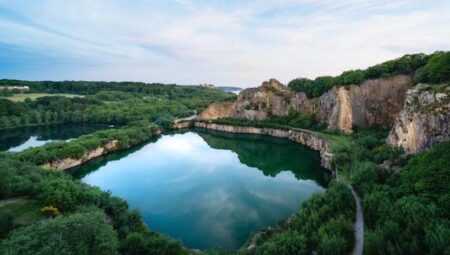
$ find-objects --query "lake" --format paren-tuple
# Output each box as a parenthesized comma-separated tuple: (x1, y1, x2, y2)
(70, 129, 330, 250)
(0, 124, 113, 152)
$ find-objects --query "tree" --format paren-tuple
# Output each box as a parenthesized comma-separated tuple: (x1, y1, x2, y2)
(0, 210, 119, 255)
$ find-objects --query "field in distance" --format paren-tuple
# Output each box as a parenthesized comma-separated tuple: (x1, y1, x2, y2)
(1, 93, 83, 102)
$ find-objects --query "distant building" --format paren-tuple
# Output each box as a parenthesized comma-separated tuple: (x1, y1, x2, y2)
(0, 86, 30, 91)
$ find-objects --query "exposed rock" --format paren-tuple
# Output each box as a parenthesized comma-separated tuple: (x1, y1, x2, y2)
(171, 121, 192, 129)
(387, 87, 450, 153)
(319, 75, 413, 132)
(199, 75, 412, 133)
(41, 140, 119, 170)
(197, 101, 235, 119)
(198, 79, 318, 121)
(194, 122, 333, 170)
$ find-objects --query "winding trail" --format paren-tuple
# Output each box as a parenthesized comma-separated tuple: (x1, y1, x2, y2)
(336, 167, 364, 255)
(0, 198, 25, 208)
(348, 184, 364, 255)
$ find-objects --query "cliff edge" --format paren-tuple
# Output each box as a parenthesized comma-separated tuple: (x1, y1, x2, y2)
(387, 85, 450, 153)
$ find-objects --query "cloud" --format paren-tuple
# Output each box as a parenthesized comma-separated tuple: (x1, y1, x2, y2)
(0, 0, 449, 86)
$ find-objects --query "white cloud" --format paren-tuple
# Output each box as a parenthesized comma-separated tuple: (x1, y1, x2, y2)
(0, 0, 449, 86)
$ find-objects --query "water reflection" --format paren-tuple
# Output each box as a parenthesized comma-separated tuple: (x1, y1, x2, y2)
(0, 124, 112, 152)
(72, 131, 330, 250)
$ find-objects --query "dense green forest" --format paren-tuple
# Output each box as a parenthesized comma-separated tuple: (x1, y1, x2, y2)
(0, 83, 234, 129)
(288, 51, 450, 98)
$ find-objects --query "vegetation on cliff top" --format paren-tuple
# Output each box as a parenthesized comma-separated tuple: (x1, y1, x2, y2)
(288, 51, 450, 98)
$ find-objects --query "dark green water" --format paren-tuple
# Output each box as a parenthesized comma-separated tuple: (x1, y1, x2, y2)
(71, 129, 330, 250)
(0, 124, 112, 152)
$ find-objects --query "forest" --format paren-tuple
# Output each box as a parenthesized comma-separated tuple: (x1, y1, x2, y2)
(0, 83, 234, 129)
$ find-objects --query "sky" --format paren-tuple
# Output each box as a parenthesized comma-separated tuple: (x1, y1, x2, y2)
(0, 0, 449, 87)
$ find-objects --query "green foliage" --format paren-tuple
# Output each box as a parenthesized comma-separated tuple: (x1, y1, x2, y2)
(0, 84, 234, 129)
(399, 141, 450, 209)
(288, 53, 433, 97)
(349, 140, 450, 255)
(415, 51, 450, 84)
(0, 154, 187, 254)
(15, 122, 158, 166)
(248, 183, 355, 255)
(121, 232, 185, 255)
(0, 211, 15, 239)
(0, 209, 119, 255)
(255, 231, 307, 255)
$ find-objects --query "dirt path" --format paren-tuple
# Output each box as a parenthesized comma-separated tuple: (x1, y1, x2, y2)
(0, 198, 26, 208)
(336, 166, 364, 255)
(348, 184, 364, 255)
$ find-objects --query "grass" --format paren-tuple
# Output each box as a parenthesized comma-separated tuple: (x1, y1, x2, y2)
(1, 93, 83, 102)
(313, 131, 352, 150)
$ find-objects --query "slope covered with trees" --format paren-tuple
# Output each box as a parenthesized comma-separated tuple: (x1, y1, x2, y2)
(288, 51, 450, 98)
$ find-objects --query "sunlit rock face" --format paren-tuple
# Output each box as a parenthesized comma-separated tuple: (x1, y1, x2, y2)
(198, 79, 318, 121)
(387, 87, 450, 153)
(199, 75, 412, 133)
(319, 75, 413, 133)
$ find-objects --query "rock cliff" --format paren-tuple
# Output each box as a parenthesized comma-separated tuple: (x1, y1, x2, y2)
(198, 79, 318, 121)
(41, 140, 119, 170)
(199, 75, 412, 133)
(320, 75, 413, 132)
(194, 122, 333, 170)
(387, 86, 450, 153)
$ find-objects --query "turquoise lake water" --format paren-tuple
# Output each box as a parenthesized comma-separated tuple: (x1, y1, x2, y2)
(70, 129, 330, 250)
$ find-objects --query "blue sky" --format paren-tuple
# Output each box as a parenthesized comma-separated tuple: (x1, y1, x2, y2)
(0, 0, 449, 87)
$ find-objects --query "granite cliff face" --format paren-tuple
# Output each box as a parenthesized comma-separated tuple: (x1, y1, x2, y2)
(199, 75, 413, 133)
(387, 86, 450, 153)
(319, 75, 413, 132)
(198, 79, 318, 121)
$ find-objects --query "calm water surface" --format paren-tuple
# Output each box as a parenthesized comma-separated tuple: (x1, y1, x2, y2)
(0, 124, 112, 152)
(71, 129, 330, 250)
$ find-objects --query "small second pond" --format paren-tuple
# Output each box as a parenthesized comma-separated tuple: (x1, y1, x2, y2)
(0, 124, 113, 152)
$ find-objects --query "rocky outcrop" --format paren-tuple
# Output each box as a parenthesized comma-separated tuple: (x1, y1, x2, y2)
(194, 122, 333, 170)
(198, 79, 318, 121)
(387, 86, 450, 153)
(199, 76, 412, 133)
(319, 75, 413, 132)
(41, 140, 120, 170)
